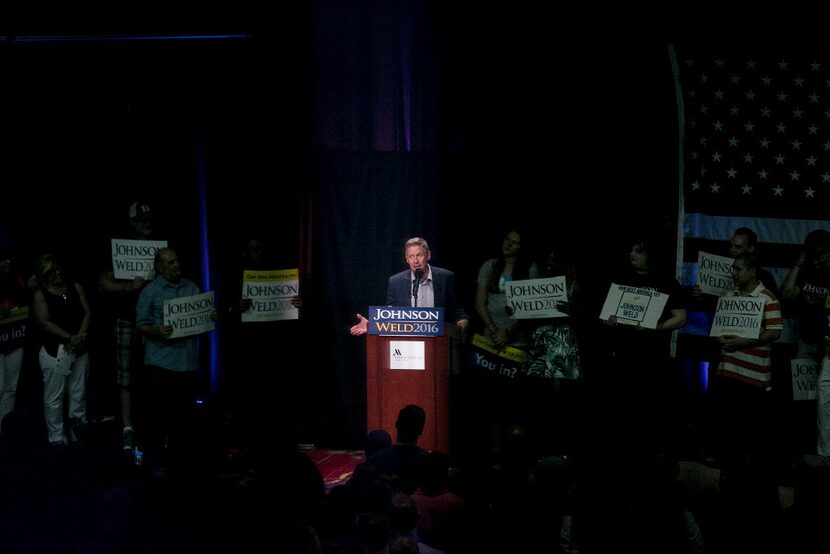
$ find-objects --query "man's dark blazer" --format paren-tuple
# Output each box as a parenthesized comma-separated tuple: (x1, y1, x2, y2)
(385, 265, 469, 323)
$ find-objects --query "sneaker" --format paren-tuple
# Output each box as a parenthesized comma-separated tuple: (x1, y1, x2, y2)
(122, 429, 135, 451)
(800, 453, 830, 469)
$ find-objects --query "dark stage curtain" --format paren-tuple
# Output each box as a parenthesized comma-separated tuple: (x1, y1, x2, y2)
(302, 1, 465, 447)
(305, 148, 449, 448)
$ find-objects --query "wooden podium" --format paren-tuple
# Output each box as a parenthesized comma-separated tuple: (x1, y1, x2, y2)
(366, 323, 460, 453)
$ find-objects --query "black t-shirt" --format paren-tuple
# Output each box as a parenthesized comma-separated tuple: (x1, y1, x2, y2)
(794, 265, 830, 344)
(605, 270, 684, 365)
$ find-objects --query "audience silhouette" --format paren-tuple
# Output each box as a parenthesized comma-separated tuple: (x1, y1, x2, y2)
(363, 404, 430, 495)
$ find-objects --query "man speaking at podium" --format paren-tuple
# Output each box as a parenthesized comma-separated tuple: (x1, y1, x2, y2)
(350, 237, 469, 337)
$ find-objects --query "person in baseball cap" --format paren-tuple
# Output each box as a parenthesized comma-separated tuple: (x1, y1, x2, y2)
(129, 201, 154, 222)
(103, 200, 158, 453)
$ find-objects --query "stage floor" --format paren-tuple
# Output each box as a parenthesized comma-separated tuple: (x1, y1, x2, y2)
(301, 446, 365, 491)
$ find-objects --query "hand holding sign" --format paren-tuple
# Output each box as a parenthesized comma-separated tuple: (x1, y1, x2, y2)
(599, 284, 669, 330)
(163, 291, 216, 339)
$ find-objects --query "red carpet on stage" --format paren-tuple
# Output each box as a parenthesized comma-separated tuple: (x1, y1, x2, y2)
(304, 447, 365, 491)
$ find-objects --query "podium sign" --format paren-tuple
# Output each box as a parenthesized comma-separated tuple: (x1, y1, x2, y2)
(368, 306, 444, 336)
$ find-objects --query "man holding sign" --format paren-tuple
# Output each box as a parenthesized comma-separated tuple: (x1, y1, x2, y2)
(223, 235, 303, 459)
(684, 227, 780, 378)
(136, 248, 218, 477)
(99, 200, 167, 453)
(706, 252, 782, 470)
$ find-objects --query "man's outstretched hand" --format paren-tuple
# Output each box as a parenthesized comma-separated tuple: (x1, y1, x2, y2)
(350, 313, 368, 336)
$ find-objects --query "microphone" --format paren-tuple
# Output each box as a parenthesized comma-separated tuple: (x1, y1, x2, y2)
(412, 268, 423, 306)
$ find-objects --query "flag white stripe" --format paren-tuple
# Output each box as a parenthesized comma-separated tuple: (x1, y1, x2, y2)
(681, 262, 790, 287)
(685, 213, 830, 245)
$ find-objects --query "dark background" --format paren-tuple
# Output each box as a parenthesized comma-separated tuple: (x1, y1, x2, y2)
(2, 5, 727, 448)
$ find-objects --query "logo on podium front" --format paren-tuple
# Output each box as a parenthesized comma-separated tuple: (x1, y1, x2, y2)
(368, 306, 444, 336)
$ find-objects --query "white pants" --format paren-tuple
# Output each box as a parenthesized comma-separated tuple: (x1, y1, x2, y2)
(818, 355, 830, 457)
(40, 346, 89, 444)
(0, 347, 24, 427)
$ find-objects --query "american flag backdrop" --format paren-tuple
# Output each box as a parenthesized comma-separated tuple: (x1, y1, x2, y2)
(669, 44, 830, 340)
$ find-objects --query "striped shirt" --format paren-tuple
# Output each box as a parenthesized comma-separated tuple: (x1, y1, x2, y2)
(716, 282, 783, 391)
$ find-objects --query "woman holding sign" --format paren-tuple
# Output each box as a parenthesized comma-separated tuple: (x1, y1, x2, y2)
(522, 244, 585, 457)
(468, 229, 540, 456)
(475, 229, 540, 349)
(600, 237, 687, 457)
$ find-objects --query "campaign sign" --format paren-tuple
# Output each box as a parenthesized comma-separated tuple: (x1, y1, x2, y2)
(164, 291, 215, 339)
(368, 306, 444, 337)
(710, 295, 764, 339)
(697, 251, 735, 296)
(0, 307, 28, 353)
(468, 333, 527, 380)
(599, 283, 668, 329)
(111, 239, 168, 280)
(241, 268, 300, 322)
(791, 358, 820, 401)
(506, 276, 568, 319)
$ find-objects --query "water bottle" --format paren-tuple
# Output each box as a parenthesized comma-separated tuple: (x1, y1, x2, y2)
(134, 448, 143, 466)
